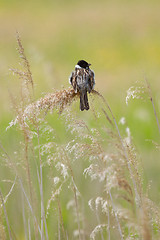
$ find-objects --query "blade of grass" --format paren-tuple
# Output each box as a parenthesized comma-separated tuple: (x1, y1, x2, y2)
(145, 78, 160, 135)
(109, 190, 123, 240)
(19, 178, 41, 235)
(37, 126, 49, 240)
(0, 189, 12, 240)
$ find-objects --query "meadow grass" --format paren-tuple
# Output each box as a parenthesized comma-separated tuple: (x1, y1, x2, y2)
(0, 1, 160, 239)
(0, 32, 160, 240)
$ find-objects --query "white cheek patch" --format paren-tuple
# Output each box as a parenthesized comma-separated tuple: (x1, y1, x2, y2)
(75, 65, 82, 69)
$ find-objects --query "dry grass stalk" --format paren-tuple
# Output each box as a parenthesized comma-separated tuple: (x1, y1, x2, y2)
(145, 78, 160, 135)
(0, 201, 7, 240)
(15, 31, 34, 93)
(57, 197, 67, 239)
(140, 202, 151, 240)
(0, 190, 12, 240)
(36, 126, 49, 240)
(8, 88, 79, 129)
(10, 32, 47, 239)
(10, 33, 35, 210)
(93, 90, 141, 207)
(0, 141, 41, 236)
(3, 33, 160, 239)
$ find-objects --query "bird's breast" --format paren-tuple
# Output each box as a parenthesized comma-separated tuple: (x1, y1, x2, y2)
(76, 74, 89, 90)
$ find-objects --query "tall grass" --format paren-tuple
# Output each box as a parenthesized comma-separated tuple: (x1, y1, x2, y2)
(0, 33, 160, 239)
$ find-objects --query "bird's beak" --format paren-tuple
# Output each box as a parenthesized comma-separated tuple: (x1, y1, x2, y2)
(88, 63, 91, 66)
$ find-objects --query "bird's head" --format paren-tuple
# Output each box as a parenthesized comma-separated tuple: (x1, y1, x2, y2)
(76, 60, 91, 70)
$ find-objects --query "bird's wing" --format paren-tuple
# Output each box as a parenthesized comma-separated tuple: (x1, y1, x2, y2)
(69, 71, 74, 84)
(70, 71, 78, 93)
(88, 70, 95, 91)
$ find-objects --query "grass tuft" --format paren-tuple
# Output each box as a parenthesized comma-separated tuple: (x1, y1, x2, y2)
(0, 34, 160, 240)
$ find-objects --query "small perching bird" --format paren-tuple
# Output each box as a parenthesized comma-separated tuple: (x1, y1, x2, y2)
(69, 60, 95, 111)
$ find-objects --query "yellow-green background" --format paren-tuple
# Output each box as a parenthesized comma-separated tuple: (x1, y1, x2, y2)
(0, 0, 160, 237)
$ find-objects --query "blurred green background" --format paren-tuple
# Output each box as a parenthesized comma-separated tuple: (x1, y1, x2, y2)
(0, 0, 160, 236)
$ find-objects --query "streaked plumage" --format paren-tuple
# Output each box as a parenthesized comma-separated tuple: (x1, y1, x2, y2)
(69, 60, 95, 111)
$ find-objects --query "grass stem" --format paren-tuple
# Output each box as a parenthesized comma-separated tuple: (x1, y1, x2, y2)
(0, 189, 12, 240)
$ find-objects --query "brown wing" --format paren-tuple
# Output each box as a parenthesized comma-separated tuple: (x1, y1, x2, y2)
(69, 71, 77, 93)
(88, 70, 95, 92)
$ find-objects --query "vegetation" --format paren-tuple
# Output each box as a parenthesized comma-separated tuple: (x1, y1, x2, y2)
(0, 32, 160, 240)
(0, 1, 160, 239)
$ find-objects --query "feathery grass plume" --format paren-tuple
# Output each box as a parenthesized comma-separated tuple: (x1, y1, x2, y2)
(48, 140, 84, 239)
(126, 81, 149, 105)
(126, 79, 160, 135)
(90, 224, 108, 240)
(9, 32, 35, 215)
(88, 197, 108, 240)
(143, 196, 160, 237)
(4, 32, 160, 239)
(9, 33, 49, 239)
(63, 108, 141, 239)
(10, 31, 34, 99)
(85, 107, 151, 239)
(7, 88, 80, 132)
(22, 88, 78, 123)
(140, 199, 151, 240)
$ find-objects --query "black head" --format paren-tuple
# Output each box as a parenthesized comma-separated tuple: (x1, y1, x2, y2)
(77, 60, 91, 69)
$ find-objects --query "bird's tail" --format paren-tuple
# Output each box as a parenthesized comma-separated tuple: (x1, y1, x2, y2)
(80, 90, 89, 111)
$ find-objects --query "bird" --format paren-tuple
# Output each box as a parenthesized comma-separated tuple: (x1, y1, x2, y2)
(69, 60, 95, 111)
